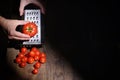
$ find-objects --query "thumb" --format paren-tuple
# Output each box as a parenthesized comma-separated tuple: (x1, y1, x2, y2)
(18, 20, 29, 25)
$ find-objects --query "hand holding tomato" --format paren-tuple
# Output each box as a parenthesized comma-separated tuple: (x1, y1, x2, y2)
(0, 16, 30, 40)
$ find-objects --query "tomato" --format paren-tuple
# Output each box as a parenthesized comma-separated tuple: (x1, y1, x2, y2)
(15, 57, 21, 64)
(31, 47, 38, 52)
(18, 53, 24, 58)
(19, 62, 26, 68)
(34, 55, 40, 61)
(29, 51, 35, 57)
(32, 69, 38, 74)
(39, 57, 46, 64)
(40, 52, 46, 58)
(27, 57, 34, 64)
(22, 22, 38, 37)
(35, 50, 41, 56)
(21, 56, 28, 63)
(34, 62, 41, 69)
(20, 47, 27, 53)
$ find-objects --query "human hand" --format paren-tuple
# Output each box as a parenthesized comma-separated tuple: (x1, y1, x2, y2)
(0, 17, 30, 40)
(19, 0, 45, 16)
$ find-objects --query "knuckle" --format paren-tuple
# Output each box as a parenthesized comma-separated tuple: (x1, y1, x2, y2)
(9, 31, 14, 36)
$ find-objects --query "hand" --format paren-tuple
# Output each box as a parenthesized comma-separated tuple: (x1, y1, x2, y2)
(19, 0, 45, 16)
(0, 17, 30, 40)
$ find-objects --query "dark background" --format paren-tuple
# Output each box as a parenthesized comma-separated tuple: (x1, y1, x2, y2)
(0, 0, 119, 80)
(46, 0, 119, 80)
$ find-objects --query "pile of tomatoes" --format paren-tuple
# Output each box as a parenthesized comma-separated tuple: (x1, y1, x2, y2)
(14, 46, 46, 74)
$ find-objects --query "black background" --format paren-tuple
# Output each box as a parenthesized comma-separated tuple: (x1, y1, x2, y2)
(46, 0, 119, 80)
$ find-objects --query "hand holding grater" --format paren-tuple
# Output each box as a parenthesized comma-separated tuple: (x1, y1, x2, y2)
(14, 3, 44, 48)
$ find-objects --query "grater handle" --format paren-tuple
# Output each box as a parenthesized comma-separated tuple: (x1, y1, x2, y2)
(24, 3, 40, 10)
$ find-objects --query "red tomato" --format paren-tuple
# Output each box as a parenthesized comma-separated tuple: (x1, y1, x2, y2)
(18, 53, 24, 58)
(40, 52, 46, 58)
(19, 62, 26, 68)
(29, 51, 36, 57)
(39, 57, 46, 64)
(34, 55, 40, 61)
(27, 57, 34, 64)
(32, 69, 38, 74)
(31, 47, 38, 52)
(34, 62, 41, 69)
(15, 57, 21, 64)
(21, 56, 28, 63)
(20, 47, 27, 53)
(22, 22, 38, 37)
(35, 50, 41, 56)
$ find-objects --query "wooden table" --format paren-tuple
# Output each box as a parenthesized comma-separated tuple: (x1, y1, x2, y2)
(3, 42, 82, 80)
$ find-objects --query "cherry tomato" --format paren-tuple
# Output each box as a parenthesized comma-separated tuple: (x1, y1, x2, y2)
(18, 53, 24, 58)
(21, 56, 28, 63)
(34, 62, 41, 69)
(15, 57, 21, 64)
(27, 57, 34, 64)
(19, 62, 26, 68)
(40, 52, 46, 58)
(34, 55, 40, 61)
(31, 47, 38, 52)
(29, 51, 35, 57)
(20, 47, 27, 53)
(39, 57, 46, 64)
(32, 69, 38, 74)
(22, 22, 38, 37)
(35, 50, 41, 56)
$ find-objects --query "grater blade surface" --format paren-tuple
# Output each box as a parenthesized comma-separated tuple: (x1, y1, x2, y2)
(22, 9, 41, 45)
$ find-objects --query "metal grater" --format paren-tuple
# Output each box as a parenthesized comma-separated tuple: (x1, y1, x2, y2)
(22, 9, 41, 45)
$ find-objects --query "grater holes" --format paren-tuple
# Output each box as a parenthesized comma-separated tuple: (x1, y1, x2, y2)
(27, 17, 29, 20)
(34, 39, 36, 42)
(30, 39, 33, 42)
(30, 17, 32, 20)
(37, 39, 39, 42)
(36, 17, 38, 20)
(27, 12, 29, 15)
(32, 12, 34, 15)
(31, 20, 36, 23)
(34, 12, 36, 15)
(36, 21, 38, 24)
(36, 12, 38, 15)
(36, 35, 38, 38)
(33, 17, 35, 20)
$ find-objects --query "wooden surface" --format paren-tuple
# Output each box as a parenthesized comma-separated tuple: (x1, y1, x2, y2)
(5, 43, 82, 80)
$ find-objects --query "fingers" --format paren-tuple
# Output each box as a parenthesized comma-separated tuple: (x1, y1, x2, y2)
(19, 0, 29, 16)
(8, 20, 30, 40)
(8, 31, 30, 40)
(17, 20, 29, 25)
(14, 31, 30, 38)
(19, 0, 46, 16)
(8, 35, 30, 40)
(19, 2, 25, 16)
